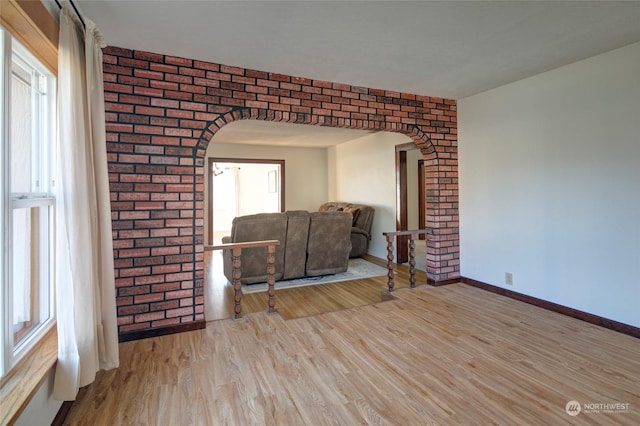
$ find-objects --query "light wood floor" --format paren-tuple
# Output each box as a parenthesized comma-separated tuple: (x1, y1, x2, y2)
(205, 251, 418, 321)
(64, 273, 640, 424)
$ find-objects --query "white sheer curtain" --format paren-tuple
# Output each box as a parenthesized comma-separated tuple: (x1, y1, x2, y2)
(54, 4, 119, 401)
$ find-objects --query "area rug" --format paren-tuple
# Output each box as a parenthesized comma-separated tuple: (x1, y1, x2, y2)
(241, 258, 388, 294)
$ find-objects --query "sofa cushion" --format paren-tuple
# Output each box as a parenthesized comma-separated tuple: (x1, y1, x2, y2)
(319, 202, 372, 232)
(225, 212, 288, 284)
(305, 211, 352, 277)
(283, 210, 310, 280)
(343, 206, 360, 226)
(318, 202, 375, 257)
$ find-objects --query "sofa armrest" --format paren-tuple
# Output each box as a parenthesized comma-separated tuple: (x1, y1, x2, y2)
(351, 226, 370, 240)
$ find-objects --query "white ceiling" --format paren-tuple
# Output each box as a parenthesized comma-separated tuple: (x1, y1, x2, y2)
(74, 0, 640, 100)
(70, 0, 640, 146)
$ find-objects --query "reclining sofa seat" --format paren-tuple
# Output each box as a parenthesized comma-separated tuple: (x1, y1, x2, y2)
(306, 211, 353, 276)
(222, 212, 288, 284)
(318, 202, 374, 258)
(222, 210, 352, 284)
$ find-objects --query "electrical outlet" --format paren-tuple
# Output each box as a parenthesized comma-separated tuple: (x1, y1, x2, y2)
(505, 272, 513, 286)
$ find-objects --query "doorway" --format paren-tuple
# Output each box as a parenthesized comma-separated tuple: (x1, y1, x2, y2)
(395, 143, 425, 264)
(418, 159, 426, 239)
(207, 157, 285, 244)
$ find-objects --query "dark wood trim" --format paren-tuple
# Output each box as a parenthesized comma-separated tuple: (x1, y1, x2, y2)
(418, 159, 425, 240)
(207, 157, 285, 244)
(461, 277, 639, 339)
(395, 142, 417, 151)
(52, 401, 74, 426)
(427, 277, 458, 287)
(118, 320, 206, 343)
(207, 158, 214, 244)
(395, 146, 409, 263)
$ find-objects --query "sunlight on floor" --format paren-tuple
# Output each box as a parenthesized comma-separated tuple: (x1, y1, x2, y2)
(204, 251, 233, 321)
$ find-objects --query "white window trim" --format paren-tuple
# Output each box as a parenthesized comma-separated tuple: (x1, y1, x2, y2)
(1, 25, 9, 379)
(0, 27, 56, 378)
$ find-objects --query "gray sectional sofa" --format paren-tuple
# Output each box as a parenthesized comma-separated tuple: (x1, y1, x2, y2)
(222, 210, 352, 284)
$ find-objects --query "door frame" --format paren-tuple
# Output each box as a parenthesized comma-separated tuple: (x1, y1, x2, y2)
(418, 159, 426, 239)
(395, 143, 412, 264)
(207, 157, 285, 244)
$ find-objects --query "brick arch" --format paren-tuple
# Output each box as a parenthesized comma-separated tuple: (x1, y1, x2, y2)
(102, 46, 458, 339)
(194, 107, 447, 281)
(194, 107, 436, 154)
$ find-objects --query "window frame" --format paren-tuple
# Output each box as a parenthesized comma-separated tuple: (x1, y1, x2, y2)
(0, 27, 57, 379)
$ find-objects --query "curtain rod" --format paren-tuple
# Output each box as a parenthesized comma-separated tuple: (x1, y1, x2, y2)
(54, 0, 86, 29)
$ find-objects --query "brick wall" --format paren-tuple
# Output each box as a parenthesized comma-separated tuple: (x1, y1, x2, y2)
(103, 46, 459, 339)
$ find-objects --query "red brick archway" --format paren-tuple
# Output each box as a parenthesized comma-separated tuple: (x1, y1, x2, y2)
(194, 107, 448, 270)
(103, 47, 458, 339)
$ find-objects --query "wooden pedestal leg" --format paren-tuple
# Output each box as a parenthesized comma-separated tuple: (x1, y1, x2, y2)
(409, 236, 416, 288)
(231, 247, 243, 319)
(384, 233, 395, 292)
(266, 244, 277, 314)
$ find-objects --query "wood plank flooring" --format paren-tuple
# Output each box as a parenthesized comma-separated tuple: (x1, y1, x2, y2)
(63, 274, 640, 425)
(205, 252, 417, 321)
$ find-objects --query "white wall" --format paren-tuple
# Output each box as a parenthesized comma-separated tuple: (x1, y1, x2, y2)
(459, 41, 640, 327)
(236, 163, 280, 216)
(15, 370, 62, 426)
(204, 142, 328, 244)
(330, 132, 412, 258)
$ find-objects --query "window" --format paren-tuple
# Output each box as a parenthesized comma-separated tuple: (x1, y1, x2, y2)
(1, 27, 56, 377)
